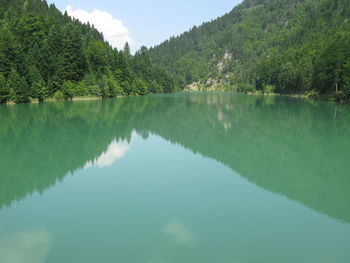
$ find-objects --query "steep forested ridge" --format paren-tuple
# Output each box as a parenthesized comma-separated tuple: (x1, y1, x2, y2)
(149, 0, 350, 101)
(0, 0, 177, 104)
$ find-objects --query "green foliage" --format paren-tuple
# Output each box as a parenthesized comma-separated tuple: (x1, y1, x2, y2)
(313, 31, 350, 95)
(149, 0, 350, 100)
(27, 65, 48, 101)
(62, 81, 75, 100)
(8, 69, 30, 103)
(123, 42, 131, 56)
(0, 25, 19, 77)
(149, 80, 163, 94)
(32, 78, 48, 102)
(0, 0, 176, 104)
(86, 41, 109, 72)
(263, 84, 276, 94)
(238, 83, 256, 93)
(52, 90, 64, 101)
(134, 78, 148, 95)
(132, 46, 175, 94)
(120, 80, 131, 95)
(100, 73, 124, 98)
(0, 72, 9, 104)
(343, 60, 350, 99)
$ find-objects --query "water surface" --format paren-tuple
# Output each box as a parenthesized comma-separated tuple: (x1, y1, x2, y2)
(0, 93, 349, 263)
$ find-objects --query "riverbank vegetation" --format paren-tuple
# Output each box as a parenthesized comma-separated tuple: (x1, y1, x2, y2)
(0, 0, 178, 104)
(1, 0, 349, 104)
(149, 0, 350, 102)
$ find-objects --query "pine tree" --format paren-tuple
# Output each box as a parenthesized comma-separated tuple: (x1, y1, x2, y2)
(27, 65, 46, 99)
(0, 0, 179, 103)
(0, 72, 9, 104)
(123, 42, 131, 57)
(62, 81, 75, 100)
(8, 69, 30, 103)
(0, 26, 18, 77)
(134, 78, 148, 95)
(121, 80, 132, 95)
(56, 24, 87, 82)
(342, 59, 350, 99)
(149, 80, 163, 94)
(116, 51, 132, 83)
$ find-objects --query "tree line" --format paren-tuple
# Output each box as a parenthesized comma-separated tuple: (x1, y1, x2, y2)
(149, 0, 350, 101)
(0, 0, 178, 104)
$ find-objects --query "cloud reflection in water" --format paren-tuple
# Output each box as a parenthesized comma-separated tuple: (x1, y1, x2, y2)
(163, 221, 196, 247)
(85, 140, 130, 168)
(0, 229, 52, 263)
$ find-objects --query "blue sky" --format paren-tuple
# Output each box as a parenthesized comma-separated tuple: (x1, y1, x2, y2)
(46, 0, 243, 52)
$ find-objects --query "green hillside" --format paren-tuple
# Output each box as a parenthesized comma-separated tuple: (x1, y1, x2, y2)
(149, 0, 350, 101)
(0, 0, 177, 104)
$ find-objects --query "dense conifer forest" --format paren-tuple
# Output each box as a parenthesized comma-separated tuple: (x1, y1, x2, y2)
(1, 0, 349, 103)
(149, 0, 350, 101)
(0, 0, 178, 104)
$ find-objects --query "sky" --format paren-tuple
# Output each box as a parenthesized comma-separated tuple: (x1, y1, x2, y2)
(46, 0, 243, 52)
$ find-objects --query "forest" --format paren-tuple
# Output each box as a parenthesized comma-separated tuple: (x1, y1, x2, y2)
(0, 0, 178, 104)
(149, 0, 350, 101)
(1, 0, 350, 103)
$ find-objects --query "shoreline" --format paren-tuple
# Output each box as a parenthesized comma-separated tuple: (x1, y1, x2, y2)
(1, 91, 346, 106)
(246, 91, 308, 99)
(45, 96, 102, 102)
(4, 96, 111, 106)
(184, 89, 345, 103)
(184, 89, 309, 99)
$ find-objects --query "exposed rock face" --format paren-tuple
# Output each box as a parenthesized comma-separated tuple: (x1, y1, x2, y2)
(187, 78, 230, 92)
(188, 83, 201, 91)
(186, 51, 234, 92)
(217, 51, 233, 73)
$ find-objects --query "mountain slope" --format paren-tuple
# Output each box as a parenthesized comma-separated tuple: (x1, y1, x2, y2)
(0, 0, 177, 104)
(149, 0, 350, 100)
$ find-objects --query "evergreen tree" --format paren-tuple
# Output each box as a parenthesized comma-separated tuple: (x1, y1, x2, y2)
(0, 72, 9, 104)
(149, 80, 163, 94)
(148, 0, 350, 99)
(121, 80, 132, 95)
(0, 25, 18, 77)
(32, 78, 48, 102)
(61, 81, 75, 100)
(134, 78, 148, 95)
(100, 73, 124, 98)
(57, 24, 87, 82)
(8, 69, 30, 103)
(27, 65, 45, 98)
(123, 42, 131, 57)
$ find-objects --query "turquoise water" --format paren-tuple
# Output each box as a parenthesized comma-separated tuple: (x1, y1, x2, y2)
(0, 93, 349, 263)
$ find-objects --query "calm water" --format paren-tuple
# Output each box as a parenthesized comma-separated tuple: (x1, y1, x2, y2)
(0, 93, 350, 263)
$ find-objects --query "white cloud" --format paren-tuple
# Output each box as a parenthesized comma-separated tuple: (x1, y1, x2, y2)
(66, 5, 133, 50)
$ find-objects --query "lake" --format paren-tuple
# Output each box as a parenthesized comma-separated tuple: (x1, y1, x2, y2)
(0, 92, 349, 263)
